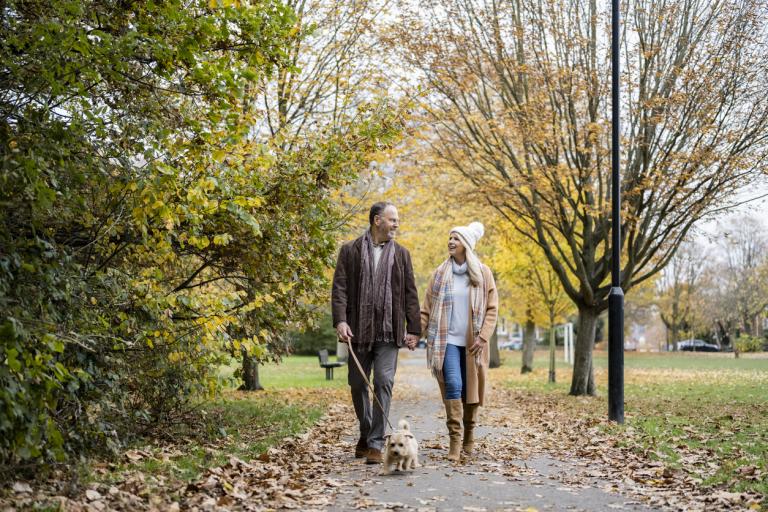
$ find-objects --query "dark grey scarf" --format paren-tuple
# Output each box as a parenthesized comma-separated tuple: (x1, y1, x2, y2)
(357, 229, 395, 351)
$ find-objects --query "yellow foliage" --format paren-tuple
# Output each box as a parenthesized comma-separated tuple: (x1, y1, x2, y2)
(487, 224, 573, 327)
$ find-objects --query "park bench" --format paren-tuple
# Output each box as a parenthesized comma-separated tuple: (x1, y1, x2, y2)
(317, 349, 345, 380)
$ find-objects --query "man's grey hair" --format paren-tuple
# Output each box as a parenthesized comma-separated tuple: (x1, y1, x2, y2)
(369, 201, 395, 225)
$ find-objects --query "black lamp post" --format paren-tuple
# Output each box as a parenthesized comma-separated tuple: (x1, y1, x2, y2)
(608, 0, 625, 424)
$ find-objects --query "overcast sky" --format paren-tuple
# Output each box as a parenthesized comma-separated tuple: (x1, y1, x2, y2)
(695, 179, 768, 252)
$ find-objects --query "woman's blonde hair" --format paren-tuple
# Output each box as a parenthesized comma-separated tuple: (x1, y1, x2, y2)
(453, 231, 483, 287)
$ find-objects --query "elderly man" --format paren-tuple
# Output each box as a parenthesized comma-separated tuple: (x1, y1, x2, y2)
(331, 201, 421, 464)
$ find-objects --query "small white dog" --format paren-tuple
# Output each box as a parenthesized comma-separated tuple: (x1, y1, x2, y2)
(382, 419, 420, 475)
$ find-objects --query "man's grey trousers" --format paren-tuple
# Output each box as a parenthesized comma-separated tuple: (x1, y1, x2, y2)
(347, 340, 399, 451)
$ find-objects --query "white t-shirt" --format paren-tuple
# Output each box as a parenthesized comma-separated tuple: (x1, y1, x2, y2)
(447, 260, 470, 347)
(372, 242, 385, 272)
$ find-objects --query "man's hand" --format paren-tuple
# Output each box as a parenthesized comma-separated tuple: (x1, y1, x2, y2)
(336, 322, 354, 343)
(468, 336, 485, 356)
(404, 333, 420, 351)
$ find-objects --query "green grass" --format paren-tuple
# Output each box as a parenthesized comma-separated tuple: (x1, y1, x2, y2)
(111, 355, 350, 484)
(167, 394, 323, 481)
(90, 390, 328, 491)
(496, 350, 574, 393)
(617, 376, 767, 495)
(592, 350, 768, 371)
(16, 356, 344, 510)
(219, 355, 348, 390)
(112, 355, 348, 485)
(500, 347, 768, 371)
(497, 350, 768, 498)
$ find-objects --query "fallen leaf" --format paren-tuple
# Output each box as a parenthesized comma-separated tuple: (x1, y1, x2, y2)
(85, 489, 102, 501)
(12, 482, 32, 494)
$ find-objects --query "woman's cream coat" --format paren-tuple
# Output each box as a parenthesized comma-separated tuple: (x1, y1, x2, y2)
(421, 264, 498, 405)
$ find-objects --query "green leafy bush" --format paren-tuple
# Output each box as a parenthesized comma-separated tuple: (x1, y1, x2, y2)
(288, 313, 339, 356)
(1, 0, 401, 474)
(735, 335, 764, 353)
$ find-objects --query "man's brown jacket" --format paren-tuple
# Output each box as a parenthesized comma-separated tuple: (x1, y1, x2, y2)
(331, 236, 421, 347)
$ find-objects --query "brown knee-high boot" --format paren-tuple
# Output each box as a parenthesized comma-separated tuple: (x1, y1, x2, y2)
(462, 403, 479, 454)
(444, 399, 463, 461)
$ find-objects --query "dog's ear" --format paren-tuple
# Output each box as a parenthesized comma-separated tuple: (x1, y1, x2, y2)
(405, 433, 414, 439)
(384, 434, 391, 440)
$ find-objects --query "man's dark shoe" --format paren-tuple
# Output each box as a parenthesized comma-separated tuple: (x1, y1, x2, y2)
(366, 448, 383, 464)
(355, 438, 368, 458)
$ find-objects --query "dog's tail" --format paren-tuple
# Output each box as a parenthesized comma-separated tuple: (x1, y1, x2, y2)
(398, 419, 410, 431)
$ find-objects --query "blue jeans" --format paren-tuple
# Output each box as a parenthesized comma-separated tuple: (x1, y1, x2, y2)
(443, 343, 466, 400)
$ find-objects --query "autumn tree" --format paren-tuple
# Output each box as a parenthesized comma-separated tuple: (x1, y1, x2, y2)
(719, 216, 768, 337)
(693, 216, 768, 346)
(487, 237, 540, 374)
(234, 0, 398, 389)
(655, 242, 703, 350)
(258, 0, 390, 141)
(488, 225, 572, 378)
(391, 0, 768, 395)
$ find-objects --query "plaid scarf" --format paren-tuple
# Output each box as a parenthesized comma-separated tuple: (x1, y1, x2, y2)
(426, 258, 487, 377)
(357, 229, 395, 352)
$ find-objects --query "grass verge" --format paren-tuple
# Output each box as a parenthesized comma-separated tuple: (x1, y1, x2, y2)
(86, 390, 331, 491)
(495, 350, 768, 500)
(87, 355, 349, 492)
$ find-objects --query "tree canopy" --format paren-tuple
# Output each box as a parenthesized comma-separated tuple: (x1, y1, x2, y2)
(0, 0, 401, 469)
(389, 0, 768, 394)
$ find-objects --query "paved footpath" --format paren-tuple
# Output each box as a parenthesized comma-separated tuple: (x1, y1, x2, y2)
(328, 350, 657, 512)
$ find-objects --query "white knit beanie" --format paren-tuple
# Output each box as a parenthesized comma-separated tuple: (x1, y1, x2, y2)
(451, 221, 485, 251)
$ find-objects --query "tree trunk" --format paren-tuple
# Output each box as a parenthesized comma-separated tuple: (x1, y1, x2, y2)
(240, 350, 264, 391)
(671, 293, 680, 350)
(489, 326, 501, 369)
(671, 324, 679, 351)
(569, 306, 598, 396)
(548, 308, 556, 384)
(521, 313, 536, 374)
(743, 314, 753, 336)
(717, 321, 733, 349)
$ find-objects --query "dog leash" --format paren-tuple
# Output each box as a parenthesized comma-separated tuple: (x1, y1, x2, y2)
(345, 342, 395, 432)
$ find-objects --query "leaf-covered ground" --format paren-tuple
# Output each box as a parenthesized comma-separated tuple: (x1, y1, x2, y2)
(489, 351, 767, 511)
(2, 351, 765, 511)
(1, 388, 349, 511)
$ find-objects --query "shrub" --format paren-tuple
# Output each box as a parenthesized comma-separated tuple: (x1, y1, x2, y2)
(735, 335, 763, 353)
(288, 313, 339, 356)
(1, 0, 401, 475)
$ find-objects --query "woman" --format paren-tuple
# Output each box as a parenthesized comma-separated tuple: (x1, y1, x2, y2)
(421, 222, 498, 461)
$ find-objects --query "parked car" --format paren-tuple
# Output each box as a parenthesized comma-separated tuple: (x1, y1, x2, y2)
(498, 337, 523, 350)
(677, 339, 720, 352)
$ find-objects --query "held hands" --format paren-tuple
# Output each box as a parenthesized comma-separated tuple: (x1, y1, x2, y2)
(404, 333, 419, 351)
(336, 321, 353, 343)
(468, 336, 485, 356)
(337, 322, 420, 350)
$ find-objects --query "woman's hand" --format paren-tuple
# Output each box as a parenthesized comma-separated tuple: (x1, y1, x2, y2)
(468, 337, 485, 356)
(404, 333, 419, 351)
